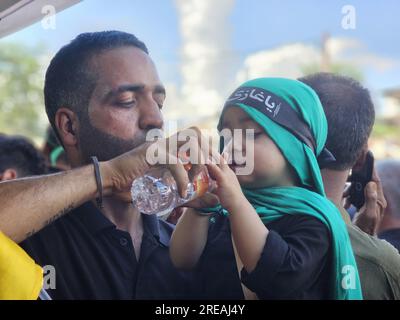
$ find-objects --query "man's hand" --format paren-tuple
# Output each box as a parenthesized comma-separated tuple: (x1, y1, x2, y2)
(101, 127, 216, 202)
(0, 126, 216, 242)
(349, 168, 387, 236)
(100, 142, 152, 197)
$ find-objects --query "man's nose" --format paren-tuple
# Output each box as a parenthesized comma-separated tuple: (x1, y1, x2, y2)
(138, 100, 164, 130)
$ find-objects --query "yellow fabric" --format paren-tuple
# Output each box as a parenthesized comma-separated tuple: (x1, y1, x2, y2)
(0, 231, 42, 300)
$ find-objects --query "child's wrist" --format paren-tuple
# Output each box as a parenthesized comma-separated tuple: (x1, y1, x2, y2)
(192, 209, 214, 217)
(188, 207, 213, 218)
(224, 192, 247, 213)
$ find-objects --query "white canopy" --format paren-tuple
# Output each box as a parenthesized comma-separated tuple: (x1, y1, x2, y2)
(0, 0, 81, 38)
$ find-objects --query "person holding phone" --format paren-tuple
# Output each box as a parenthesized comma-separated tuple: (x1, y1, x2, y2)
(300, 72, 400, 300)
(376, 160, 400, 252)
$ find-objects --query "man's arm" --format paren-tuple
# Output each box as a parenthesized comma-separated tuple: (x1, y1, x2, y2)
(0, 164, 100, 243)
(0, 128, 210, 243)
(0, 140, 157, 243)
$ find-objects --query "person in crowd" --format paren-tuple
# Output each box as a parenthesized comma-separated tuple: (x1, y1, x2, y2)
(0, 134, 47, 299)
(300, 72, 400, 299)
(0, 230, 43, 300)
(377, 160, 400, 252)
(0, 134, 47, 181)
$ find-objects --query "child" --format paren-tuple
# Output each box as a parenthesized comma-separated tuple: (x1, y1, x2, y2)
(170, 78, 362, 300)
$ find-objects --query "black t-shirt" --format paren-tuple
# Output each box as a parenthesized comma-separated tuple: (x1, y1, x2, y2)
(21, 202, 195, 300)
(194, 213, 332, 299)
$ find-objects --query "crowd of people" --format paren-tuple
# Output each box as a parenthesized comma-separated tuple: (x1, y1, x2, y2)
(0, 30, 399, 300)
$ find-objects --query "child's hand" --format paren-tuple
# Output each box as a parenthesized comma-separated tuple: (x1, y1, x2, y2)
(206, 153, 245, 212)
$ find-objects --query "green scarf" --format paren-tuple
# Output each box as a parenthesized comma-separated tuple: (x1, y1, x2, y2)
(215, 77, 362, 300)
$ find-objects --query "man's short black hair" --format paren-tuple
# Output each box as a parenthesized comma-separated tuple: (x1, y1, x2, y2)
(44, 31, 149, 142)
(299, 73, 375, 170)
(0, 134, 47, 176)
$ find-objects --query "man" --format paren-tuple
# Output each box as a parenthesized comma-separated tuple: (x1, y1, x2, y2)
(0, 30, 203, 299)
(0, 134, 47, 181)
(300, 73, 400, 299)
(377, 160, 400, 252)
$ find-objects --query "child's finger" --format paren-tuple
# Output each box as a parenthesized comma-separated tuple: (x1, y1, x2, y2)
(207, 149, 227, 172)
(220, 152, 230, 170)
(206, 162, 224, 182)
(208, 148, 222, 165)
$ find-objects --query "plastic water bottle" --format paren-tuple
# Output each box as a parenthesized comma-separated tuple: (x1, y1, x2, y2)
(131, 166, 215, 216)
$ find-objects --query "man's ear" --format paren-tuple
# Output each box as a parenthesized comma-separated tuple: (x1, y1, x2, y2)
(55, 108, 79, 147)
(0, 169, 18, 181)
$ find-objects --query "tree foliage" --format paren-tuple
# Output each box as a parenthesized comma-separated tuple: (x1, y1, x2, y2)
(0, 42, 48, 142)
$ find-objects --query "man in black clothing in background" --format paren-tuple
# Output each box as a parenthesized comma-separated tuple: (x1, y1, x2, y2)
(18, 31, 196, 299)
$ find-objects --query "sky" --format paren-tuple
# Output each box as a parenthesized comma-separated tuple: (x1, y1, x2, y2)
(2, 0, 400, 124)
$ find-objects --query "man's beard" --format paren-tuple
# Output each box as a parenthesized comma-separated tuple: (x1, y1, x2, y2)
(78, 119, 148, 165)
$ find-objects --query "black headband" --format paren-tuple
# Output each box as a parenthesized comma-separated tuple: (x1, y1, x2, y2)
(218, 86, 336, 168)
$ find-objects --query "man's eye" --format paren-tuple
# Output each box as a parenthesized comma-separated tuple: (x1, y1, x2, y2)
(254, 132, 264, 138)
(117, 100, 136, 107)
(154, 94, 165, 109)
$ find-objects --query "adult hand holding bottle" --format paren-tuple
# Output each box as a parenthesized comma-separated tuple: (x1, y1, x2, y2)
(0, 127, 215, 242)
(104, 126, 214, 202)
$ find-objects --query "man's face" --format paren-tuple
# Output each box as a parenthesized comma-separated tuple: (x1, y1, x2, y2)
(78, 46, 165, 164)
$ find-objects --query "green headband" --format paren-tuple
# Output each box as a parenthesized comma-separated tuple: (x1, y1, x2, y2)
(218, 85, 336, 167)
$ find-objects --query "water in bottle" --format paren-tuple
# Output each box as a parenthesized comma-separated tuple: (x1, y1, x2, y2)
(131, 166, 214, 216)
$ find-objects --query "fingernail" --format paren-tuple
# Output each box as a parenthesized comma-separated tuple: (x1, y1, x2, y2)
(367, 183, 377, 197)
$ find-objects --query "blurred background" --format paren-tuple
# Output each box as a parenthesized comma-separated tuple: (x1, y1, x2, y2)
(0, 0, 399, 159)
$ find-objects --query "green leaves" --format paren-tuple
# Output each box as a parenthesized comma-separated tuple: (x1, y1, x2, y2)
(0, 42, 48, 143)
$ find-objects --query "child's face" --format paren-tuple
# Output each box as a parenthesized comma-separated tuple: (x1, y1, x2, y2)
(220, 106, 297, 189)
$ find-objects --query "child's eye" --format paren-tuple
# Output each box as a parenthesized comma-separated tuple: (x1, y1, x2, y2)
(254, 131, 264, 138)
